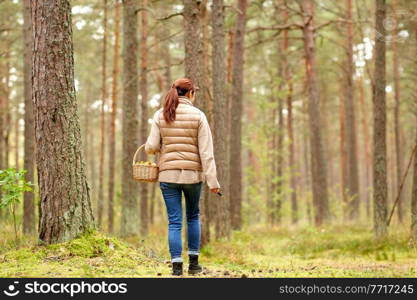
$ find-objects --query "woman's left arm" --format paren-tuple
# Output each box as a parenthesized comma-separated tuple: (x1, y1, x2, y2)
(145, 110, 162, 154)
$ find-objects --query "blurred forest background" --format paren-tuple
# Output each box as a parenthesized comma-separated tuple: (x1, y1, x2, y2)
(0, 0, 417, 277)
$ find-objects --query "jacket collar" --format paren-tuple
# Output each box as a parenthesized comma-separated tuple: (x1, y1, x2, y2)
(178, 96, 194, 106)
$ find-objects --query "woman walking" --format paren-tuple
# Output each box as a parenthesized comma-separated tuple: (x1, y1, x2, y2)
(145, 78, 221, 276)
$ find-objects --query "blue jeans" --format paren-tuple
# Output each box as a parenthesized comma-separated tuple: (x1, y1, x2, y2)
(159, 182, 203, 263)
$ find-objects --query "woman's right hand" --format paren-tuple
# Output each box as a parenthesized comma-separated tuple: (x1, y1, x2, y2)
(210, 188, 220, 194)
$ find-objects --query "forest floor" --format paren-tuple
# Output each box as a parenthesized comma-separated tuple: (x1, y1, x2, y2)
(0, 224, 416, 277)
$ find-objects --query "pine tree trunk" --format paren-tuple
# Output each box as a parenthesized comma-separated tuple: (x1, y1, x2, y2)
(199, 0, 211, 246)
(160, 3, 172, 91)
(212, 0, 230, 239)
(411, 25, 417, 241)
(107, 0, 121, 234)
(226, 29, 234, 160)
(14, 111, 19, 169)
(97, 0, 108, 229)
(275, 32, 285, 223)
(23, 0, 35, 235)
(85, 84, 97, 218)
(301, 71, 310, 195)
(227, 30, 235, 85)
(320, 84, 332, 188)
(300, 0, 329, 226)
(373, 0, 388, 239)
(120, 0, 139, 237)
(411, 118, 417, 240)
(2, 50, 11, 170)
(392, 0, 403, 223)
(276, 96, 284, 224)
(32, 0, 95, 244)
(344, 0, 360, 220)
(183, 0, 202, 99)
(0, 98, 3, 174)
(139, 0, 149, 236)
(0, 64, 4, 220)
(339, 91, 348, 208)
(358, 78, 372, 217)
(283, 7, 298, 223)
(229, 0, 247, 230)
(268, 102, 277, 224)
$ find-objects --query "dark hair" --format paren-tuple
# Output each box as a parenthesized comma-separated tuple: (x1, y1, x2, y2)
(163, 78, 195, 123)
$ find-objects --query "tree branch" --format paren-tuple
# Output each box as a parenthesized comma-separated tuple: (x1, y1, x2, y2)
(314, 19, 355, 32)
(387, 143, 417, 227)
(147, 59, 184, 73)
(156, 12, 183, 21)
(247, 23, 304, 33)
(148, 30, 183, 50)
(224, 4, 242, 15)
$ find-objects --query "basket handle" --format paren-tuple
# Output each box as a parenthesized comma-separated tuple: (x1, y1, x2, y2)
(132, 144, 145, 166)
(132, 144, 159, 165)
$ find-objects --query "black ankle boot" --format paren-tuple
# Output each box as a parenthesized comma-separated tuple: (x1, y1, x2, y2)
(188, 254, 203, 275)
(172, 262, 183, 276)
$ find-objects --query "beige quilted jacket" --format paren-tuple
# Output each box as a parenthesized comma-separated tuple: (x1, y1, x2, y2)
(145, 97, 220, 189)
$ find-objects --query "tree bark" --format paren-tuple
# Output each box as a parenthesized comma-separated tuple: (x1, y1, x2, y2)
(98, 0, 108, 229)
(183, 0, 202, 100)
(212, 0, 230, 239)
(107, 0, 121, 234)
(14, 111, 20, 169)
(23, 0, 35, 235)
(411, 25, 417, 241)
(229, 0, 247, 230)
(283, 6, 298, 224)
(0, 94, 3, 175)
(268, 111, 276, 224)
(275, 95, 284, 224)
(339, 91, 348, 208)
(227, 30, 235, 86)
(411, 120, 417, 240)
(275, 29, 285, 224)
(120, 0, 139, 237)
(357, 78, 372, 217)
(344, 0, 360, 220)
(199, 0, 212, 246)
(0, 63, 5, 220)
(392, 0, 403, 223)
(83, 82, 95, 214)
(139, 0, 149, 236)
(300, 0, 329, 226)
(1, 50, 11, 170)
(373, 0, 388, 239)
(85, 84, 97, 220)
(32, 0, 95, 244)
(160, 4, 172, 93)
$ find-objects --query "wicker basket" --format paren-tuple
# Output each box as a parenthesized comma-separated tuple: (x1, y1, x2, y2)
(132, 144, 159, 182)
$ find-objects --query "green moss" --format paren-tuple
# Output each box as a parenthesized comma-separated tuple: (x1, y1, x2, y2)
(47, 230, 125, 258)
(3, 248, 45, 261)
(0, 225, 416, 278)
(0, 231, 166, 277)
